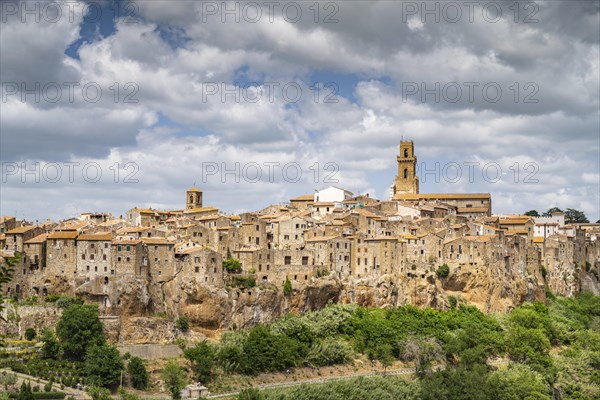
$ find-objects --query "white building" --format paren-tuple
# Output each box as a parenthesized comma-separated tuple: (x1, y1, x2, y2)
(534, 212, 565, 238)
(314, 186, 353, 203)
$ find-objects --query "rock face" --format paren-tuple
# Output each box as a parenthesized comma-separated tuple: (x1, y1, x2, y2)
(3, 257, 594, 343)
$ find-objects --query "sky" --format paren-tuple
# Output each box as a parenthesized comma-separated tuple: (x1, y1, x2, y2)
(1, 0, 599, 223)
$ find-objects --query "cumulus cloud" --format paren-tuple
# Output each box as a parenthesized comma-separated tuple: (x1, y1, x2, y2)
(0, 0, 598, 222)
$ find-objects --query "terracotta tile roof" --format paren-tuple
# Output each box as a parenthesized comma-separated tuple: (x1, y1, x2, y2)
(187, 187, 203, 192)
(24, 233, 49, 244)
(6, 225, 36, 234)
(112, 239, 142, 245)
(0, 216, 15, 224)
(140, 237, 174, 245)
(396, 193, 491, 200)
(184, 207, 218, 214)
(291, 194, 314, 201)
(457, 207, 489, 213)
(48, 231, 79, 239)
(533, 236, 545, 243)
(77, 233, 113, 241)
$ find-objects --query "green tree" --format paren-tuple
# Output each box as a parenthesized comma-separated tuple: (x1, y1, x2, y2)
(24, 327, 36, 341)
(176, 316, 190, 333)
(564, 208, 589, 224)
(223, 258, 242, 273)
(487, 363, 551, 400)
(40, 328, 61, 359)
(0, 254, 18, 327)
(87, 386, 112, 400)
(524, 210, 540, 217)
(436, 264, 450, 279)
(505, 327, 551, 371)
(127, 356, 149, 390)
(543, 207, 563, 217)
(84, 345, 124, 388)
(184, 340, 215, 383)
(420, 364, 490, 400)
(283, 277, 292, 296)
(373, 343, 395, 373)
(56, 303, 105, 360)
(243, 325, 304, 375)
(162, 361, 186, 400)
(17, 381, 34, 400)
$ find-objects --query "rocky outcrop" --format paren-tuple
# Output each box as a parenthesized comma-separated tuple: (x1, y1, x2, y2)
(4, 254, 590, 343)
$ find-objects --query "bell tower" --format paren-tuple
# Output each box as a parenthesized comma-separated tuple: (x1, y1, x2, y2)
(392, 140, 419, 198)
(186, 188, 203, 209)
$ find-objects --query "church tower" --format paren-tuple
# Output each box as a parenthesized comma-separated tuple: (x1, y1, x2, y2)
(186, 188, 203, 209)
(392, 140, 419, 198)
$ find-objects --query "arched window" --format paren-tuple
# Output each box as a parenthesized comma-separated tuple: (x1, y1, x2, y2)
(404, 168, 408, 179)
(189, 195, 193, 203)
(404, 149, 408, 158)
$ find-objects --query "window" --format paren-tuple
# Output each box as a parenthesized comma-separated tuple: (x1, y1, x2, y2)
(302, 256, 308, 265)
(126, 245, 131, 251)
(90, 254, 94, 260)
(86, 265, 90, 271)
(195, 266, 199, 273)
(82, 254, 86, 260)
(103, 254, 107, 261)
(284, 256, 291, 265)
(404, 148, 408, 158)
(126, 257, 130, 262)
(404, 168, 408, 179)
(117, 257, 121, 262)
(94, 266, 98, 272)
(117, 245, 121, 251)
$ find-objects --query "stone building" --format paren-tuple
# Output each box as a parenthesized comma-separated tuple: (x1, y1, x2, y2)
(76, 233, 114, 280)
(46, 231, 79, 276)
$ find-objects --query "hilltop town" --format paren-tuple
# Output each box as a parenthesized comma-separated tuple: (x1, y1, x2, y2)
(2, 142, 599, 341)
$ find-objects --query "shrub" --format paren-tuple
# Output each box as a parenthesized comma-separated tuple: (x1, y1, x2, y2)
(54, 296, 83, 310)
(283, 278, 292, 296)
(176, 316, 190, 333)
(447, 296, 457, 309)
(25, 328, 36, 341)
(44, 294, 60, 303)
(436, 264, 450, 279)
(238, 388, 263, 400)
